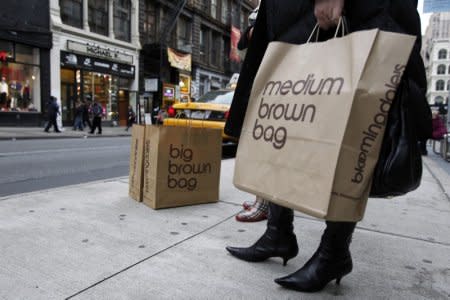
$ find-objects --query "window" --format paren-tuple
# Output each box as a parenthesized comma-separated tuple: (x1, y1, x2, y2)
(114, 0, 131, 42)
(177, 17, 192, 51)
(199, 27, 208, 62)
(89, 0, 108, 36)
(438, 49, 447, 59)
(143, 1, 157, 43)
(211, 0, 218, 18)
(436, 80, 445, 91)
(448, 80, 450, 91)
(200, 0, 208, 11)
(435, 96, 444, 104)
(210, 33, 221, 66)
(221, 0, 229, 24)
(60, 0, 82, 28)
(437, 64, 446, 74)
(240, 10, 246, 30)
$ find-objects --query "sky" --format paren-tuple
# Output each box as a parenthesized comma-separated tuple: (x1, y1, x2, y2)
(418, 0, 432, 35)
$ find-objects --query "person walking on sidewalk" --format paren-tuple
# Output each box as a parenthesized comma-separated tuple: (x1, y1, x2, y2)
(90, 101, 103, 135)
(224, 0, 430, 293)
(82, 100, 92, 131)
(73, 101, 84, 131)
(44, 96, 61, 133)
(126, 105, 136, 131)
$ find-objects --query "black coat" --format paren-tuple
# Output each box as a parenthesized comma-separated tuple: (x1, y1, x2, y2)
(225, 0, 431, 140)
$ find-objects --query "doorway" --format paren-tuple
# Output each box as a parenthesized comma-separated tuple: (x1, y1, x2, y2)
(60, 69, 76, 126)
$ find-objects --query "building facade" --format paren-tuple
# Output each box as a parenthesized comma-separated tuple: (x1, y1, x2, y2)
(422, 12, 450, 105)
(426, 39, 450, 105)
(50, 0, 141, 126)
(138, 0, 257, 117)
(0, 0, 52, 126)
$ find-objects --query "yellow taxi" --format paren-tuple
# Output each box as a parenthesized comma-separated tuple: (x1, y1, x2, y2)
(163, 89, 237, 143)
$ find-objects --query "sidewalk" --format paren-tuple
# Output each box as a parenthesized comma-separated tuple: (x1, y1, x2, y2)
(0, 126, 131, 140)
(0, 157, 449, 299)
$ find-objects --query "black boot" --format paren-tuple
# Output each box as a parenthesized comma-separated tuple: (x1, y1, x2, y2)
(226, 203, 298, 266)
(275, 221, 356, 292)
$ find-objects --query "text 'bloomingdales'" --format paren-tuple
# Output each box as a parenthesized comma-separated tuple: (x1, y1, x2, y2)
(252, 75, 344, 149)
(351, 64, 405, 184)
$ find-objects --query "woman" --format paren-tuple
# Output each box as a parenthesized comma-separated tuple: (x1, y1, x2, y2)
(225, 0, 430, 293)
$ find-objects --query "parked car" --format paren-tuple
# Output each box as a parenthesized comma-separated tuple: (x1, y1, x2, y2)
(163, 89, 237, 143)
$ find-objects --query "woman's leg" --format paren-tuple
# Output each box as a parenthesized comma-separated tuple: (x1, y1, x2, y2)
(275, 221, 356, 292)
(226, 203, 298, 265)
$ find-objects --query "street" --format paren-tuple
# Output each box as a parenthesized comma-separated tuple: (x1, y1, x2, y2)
(0, 137, 130, 197)
(0, 137, 237, 197)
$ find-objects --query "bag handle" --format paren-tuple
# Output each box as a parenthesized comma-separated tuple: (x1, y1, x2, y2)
(306, 17, 348, 43)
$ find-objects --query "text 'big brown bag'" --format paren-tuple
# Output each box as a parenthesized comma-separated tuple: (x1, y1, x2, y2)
(233, 26, 415, 221)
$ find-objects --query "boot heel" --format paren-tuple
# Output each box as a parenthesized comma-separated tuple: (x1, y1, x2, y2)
(336, 277, 342, 285)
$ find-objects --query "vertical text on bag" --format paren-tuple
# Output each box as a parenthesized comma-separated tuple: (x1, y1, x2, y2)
(168, 144, 212, 191)
(252, 75, 344, 149)
(351, 64, 406, 184)
(130, 139, 139, 187)
(144, 138, 151, 194)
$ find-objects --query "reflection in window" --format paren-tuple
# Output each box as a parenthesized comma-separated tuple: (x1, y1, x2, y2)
(60, 0, 83, 28)
(221, 0, 228, 24)
(437, 64, 446, 74)
(89, 0, 108, 36)
(143, 0, 157, 43)
(114, 0, 131, 42)
(438, 49, 447, 59)
(436, 80, 445, 91)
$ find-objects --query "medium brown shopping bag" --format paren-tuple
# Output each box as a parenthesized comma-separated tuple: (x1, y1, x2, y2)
(233, 29, 415, 221)
(129, 125, 146, 202)
(142, 125, 222, 209)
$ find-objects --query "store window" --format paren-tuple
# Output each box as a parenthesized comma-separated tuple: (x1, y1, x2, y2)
(436, 80, 445, 91)
(114, 0, 131, 42)
(89, 0, 109, 36)
(438, 49, 447, 59)
(60, 0, 83, 28)
(0, 42, 40, 112)
(447, 80, 450, 91)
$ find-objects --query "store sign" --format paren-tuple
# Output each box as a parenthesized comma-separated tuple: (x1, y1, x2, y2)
(67, 40, 134, 64)
(60, 51, 135, 78)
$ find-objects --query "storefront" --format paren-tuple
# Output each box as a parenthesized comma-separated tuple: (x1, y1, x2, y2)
(56, 40, 138, 126)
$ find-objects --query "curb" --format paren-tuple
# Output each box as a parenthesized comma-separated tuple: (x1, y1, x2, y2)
(0, 134, 131, 141)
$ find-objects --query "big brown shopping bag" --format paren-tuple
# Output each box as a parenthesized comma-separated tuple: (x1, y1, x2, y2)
(233, 29, 415, 221)
(142, 125, 222, 209)
(129, 125, 146, 202)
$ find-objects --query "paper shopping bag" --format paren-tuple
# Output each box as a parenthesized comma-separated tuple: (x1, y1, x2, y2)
(233, 29, 415, 221)
(128, 125, 146, 202)
(142, 126, 222, 209)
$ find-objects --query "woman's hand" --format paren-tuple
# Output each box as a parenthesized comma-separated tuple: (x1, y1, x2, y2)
(314, 0, 344, 30)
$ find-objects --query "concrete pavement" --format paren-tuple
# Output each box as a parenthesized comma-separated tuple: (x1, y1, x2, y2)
(0, 155, 449, 299)
(0, 126, 131, 140)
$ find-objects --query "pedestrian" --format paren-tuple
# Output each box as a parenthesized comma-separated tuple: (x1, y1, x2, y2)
(44, 96, 61, 133)
(90, 101, 103, 135)
(224, 0, 430, 293)
(82, 100, 92, 131)
(73, 101, 84, 131)
(126, 105, 136, 131)
(235, 4, 269, 222)
(431, 110, 447, 140)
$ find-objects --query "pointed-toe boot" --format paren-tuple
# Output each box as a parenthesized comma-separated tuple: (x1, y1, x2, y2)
(226, 203, 299, 266)
(275, 221, 356, 292)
